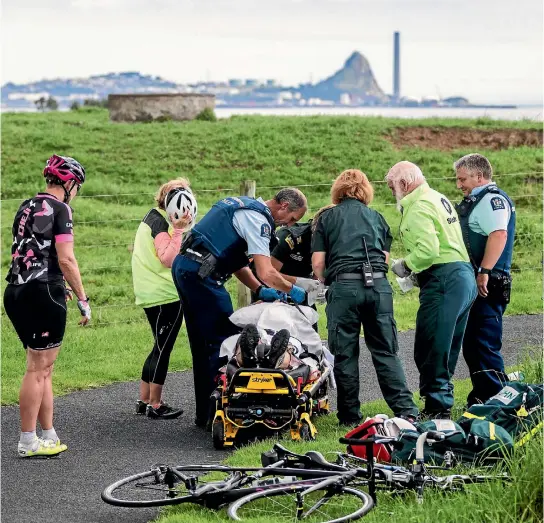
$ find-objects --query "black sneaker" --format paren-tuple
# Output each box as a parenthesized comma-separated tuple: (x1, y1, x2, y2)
(146, 402, 183, 419)
(238, 324, 260, 367)
(399, 412, 419, 424)
(136, 400, 147, 415)
(266, 329, 290, 367)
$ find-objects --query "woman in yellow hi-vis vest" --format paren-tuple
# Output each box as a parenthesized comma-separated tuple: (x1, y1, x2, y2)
(131, 178, 196, 419)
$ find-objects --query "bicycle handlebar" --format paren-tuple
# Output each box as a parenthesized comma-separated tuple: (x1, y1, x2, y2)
(425, 431, 446, 442)
(339, 436, 403, 448)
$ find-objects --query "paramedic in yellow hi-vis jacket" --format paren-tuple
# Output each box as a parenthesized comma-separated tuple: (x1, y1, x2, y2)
(385, 161, 477, 419)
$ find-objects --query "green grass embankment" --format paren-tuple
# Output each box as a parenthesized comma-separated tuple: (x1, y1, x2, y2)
(1, 110, 542, 403)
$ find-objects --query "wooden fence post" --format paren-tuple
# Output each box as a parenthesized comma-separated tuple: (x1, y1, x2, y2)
(237, 180, 256, 309)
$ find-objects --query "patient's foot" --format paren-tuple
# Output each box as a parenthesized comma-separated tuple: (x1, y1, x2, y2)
(267, 329, 290, 368)
(238, 324, 260, 367)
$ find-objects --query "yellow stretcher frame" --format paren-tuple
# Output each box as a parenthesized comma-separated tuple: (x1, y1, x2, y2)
(211, 365, 330, 449)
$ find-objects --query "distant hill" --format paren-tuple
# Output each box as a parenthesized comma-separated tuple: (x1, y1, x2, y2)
(299, 51, 389, 104)
(1, 72, 182, 109)
(1, 52, 390, 109)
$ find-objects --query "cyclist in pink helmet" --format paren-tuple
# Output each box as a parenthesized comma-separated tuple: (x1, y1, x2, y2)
(4, 154, 91, 457)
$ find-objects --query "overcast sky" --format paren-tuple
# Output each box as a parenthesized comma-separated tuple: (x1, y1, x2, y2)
(2, 0, 542, 104)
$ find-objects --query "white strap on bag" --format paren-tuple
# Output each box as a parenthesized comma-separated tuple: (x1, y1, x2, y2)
(383, 417, 418, 438)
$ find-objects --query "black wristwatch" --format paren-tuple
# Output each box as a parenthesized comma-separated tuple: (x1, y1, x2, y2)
(478, 267, 492, 275)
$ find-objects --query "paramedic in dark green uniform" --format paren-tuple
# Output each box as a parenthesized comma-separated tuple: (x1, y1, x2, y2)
(312, 169, 418, 426)
(386, 161, 477, 419)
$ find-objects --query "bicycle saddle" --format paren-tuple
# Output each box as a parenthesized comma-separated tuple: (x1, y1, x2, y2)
(304, 451, 347, 471)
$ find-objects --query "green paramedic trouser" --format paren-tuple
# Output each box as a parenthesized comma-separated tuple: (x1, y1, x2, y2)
(414, 262, 477, 413)
(326, 278, 418, 422)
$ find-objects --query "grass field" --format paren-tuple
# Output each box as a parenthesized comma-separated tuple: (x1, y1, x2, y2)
(1, 109, 542, 404)
(156, 353, 543, 523)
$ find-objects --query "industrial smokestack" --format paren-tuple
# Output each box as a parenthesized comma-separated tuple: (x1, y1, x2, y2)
(393, 31, 400, 103)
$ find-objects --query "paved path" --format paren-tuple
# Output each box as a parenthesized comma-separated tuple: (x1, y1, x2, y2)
(2, 314, 542, 523)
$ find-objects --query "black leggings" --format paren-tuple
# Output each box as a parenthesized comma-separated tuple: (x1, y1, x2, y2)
(141, 301, 184, 386)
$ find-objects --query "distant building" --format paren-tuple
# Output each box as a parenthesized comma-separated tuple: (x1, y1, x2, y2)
(340, 93, 351, 105)
(245, 79, 259, 87)
(421, 96, 440, 107)
(400, 96, 420, 107)
(228, 79, 243, 87)
(8, 92, 50, 101)
(266, 79, 276, 87)
(443, 96, 469, 107)
(393, 31, 401, 103)
(108, 93, 215, 122)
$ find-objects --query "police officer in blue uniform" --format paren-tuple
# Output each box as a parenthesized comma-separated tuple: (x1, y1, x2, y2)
(172, 189, 308, 427)
(454, 153, 516, 406)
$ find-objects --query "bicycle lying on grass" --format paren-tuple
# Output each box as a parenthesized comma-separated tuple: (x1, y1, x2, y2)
(101, 431, 509, 522)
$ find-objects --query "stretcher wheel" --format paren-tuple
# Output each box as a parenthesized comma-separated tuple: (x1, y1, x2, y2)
(299, 421, 314, 441)
(212, 420, 225, 450)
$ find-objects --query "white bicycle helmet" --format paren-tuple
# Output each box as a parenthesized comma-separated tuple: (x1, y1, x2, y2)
(165, 187, 198, 231)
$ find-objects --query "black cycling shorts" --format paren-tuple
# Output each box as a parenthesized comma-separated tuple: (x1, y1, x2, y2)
(3, 282, 67, 350)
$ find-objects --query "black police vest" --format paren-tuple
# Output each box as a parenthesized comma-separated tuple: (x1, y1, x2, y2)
(274, 221, 313, 278)
(190, 196, 277, 276)
(455, 185, 515, 275)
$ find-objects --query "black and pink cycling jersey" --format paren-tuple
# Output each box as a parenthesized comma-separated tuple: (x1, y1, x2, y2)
(6, 193, 74, 285)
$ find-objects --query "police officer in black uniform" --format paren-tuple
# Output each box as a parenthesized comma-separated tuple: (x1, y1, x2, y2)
(250, 220, 313, 299)
(272, 221, 313, 277)
(312, 169, 418, 426)
(454, 153, 516, 406)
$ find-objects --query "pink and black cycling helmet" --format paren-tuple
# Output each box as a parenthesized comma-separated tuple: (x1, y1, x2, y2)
(43, 155, 86, 185)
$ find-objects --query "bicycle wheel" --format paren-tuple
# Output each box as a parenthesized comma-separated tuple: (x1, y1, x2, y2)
(101, 464, 337, 508)
(228, 484, 374, 523)
(102, 465, 257, 508)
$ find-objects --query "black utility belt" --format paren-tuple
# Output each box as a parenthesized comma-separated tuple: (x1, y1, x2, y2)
(182, 247, 230, 283)
(486, 272, 513, 305)
(335, 272, 385, 281)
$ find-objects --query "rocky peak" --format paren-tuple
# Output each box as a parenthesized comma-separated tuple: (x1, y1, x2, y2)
(319, 50, 387, 101)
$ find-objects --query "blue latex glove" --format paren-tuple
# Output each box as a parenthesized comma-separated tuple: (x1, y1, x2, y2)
(288, 284, 307, 304)
(258, 286, 286, 302)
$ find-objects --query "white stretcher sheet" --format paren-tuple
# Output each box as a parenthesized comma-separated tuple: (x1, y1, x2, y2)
(220, 302, 320, 359)
(220, 302, 336, 388)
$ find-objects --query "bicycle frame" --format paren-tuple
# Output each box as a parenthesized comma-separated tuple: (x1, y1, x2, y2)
(103, 434, 509, 513)
(340, 430, 455, 503)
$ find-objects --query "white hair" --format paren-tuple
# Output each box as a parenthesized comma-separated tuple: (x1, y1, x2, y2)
(385, 161, 426, 186)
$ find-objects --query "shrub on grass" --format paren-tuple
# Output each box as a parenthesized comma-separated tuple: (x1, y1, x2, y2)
(196, 107, 217, 122)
